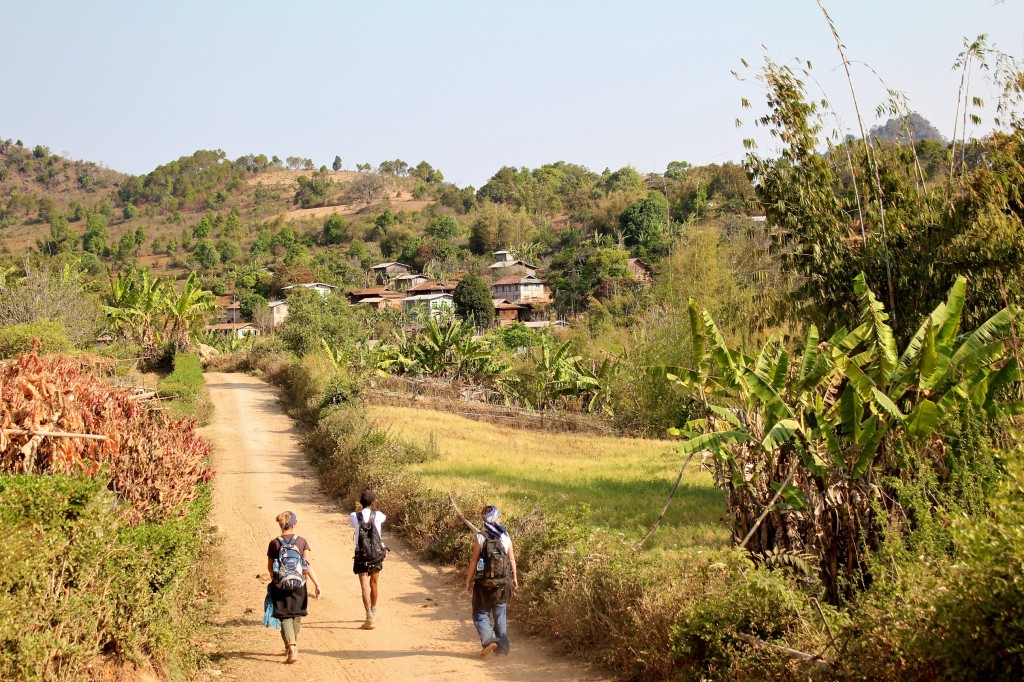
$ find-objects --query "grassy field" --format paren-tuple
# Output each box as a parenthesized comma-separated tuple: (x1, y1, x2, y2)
(367, 405, 729, 551)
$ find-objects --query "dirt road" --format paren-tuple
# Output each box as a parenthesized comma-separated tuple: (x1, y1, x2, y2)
(201, 372, 604, 681)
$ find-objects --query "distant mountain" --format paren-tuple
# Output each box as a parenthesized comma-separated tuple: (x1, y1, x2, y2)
(868, 113, 946, 144)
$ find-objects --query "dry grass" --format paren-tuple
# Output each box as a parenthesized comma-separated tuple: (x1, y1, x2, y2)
(367, 404, 729, 551)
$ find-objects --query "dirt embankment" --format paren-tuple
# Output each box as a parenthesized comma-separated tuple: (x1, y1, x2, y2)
(201, 372, 603, 681)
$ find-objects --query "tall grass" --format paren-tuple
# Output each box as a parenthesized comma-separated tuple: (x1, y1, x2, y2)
(369, 405, 728, 550)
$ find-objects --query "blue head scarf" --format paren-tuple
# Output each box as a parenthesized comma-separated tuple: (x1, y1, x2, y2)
(284, 511, 297, 531)
(482, 505, 508, 540)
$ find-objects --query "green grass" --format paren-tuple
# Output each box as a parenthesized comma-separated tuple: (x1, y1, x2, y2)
(367, 405, 729, 551)
(158, 352, 212, 424)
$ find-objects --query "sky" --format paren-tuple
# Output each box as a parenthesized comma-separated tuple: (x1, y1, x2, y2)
(3, 1, 1023, 187)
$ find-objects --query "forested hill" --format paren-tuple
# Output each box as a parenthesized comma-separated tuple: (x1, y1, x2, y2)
(0, 110, 960, 317)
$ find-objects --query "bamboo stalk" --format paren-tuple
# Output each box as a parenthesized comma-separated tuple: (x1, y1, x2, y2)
(739, 469, 795, 549)
(448, 491, 481, 534)
(2, 429, 107, 441)
(735, 633, 828, 667)
(633, 451, 695, 553)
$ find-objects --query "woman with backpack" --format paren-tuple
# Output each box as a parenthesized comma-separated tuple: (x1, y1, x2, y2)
(464, 504, 518, 657)
(267, 511, 321, 664)
(350, 490, 388, 630)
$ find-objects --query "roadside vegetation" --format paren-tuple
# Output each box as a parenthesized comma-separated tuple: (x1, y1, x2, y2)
(0, 351, 213, 680)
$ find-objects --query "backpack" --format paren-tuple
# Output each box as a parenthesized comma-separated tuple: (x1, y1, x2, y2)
(273, 535, 306, 591)
(356, 510, 388, 564)
(475, 534, 511, 588)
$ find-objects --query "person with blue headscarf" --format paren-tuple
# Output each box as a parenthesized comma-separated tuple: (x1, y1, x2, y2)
(464, 504, 518, 657)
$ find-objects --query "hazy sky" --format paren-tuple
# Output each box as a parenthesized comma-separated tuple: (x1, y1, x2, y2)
(3, 1, 1023, 187)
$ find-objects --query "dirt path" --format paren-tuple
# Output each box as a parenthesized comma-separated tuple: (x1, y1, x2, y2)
(201, 372, 605, 681)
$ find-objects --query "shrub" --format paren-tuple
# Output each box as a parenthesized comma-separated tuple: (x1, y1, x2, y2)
(927, 456, 1024, 680)
(0, 320, 73, 358)
(0, 475, 211, 680)
(0, 351, 212, 523)
(158, 352, 212, 424)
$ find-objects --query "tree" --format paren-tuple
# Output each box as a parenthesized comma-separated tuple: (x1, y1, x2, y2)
(192, 239, 220, 268)
(81, 214, 108, 254)
(345, 173, 386, 206)
(38, 215, 75, 255)
(665, 160, 692, 179)
(332, 155, 343, 171)
(468, 202, 536, 255)
(603, 166, 645, 194)
(378, 159, 409, 176)
(238, 291, 267, 321)
(453, 274, 496, 328)
(620, 192, 670, 252)
(294, 168, 334, 208)
(162, 271, 216, 351)
(426, 215, 461, 241)
(321, 214, 350, 244)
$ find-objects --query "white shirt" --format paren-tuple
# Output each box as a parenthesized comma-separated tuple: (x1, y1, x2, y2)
(350, 508, 386, 549)
(476, 531, 511, 553)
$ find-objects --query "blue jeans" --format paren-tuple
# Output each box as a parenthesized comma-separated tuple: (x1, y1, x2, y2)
(472, 602, 509, 654)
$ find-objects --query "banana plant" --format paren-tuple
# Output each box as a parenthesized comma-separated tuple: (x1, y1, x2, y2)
(665, 274, 1020, 602)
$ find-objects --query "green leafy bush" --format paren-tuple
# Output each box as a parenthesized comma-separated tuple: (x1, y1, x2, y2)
(0, 475, 210, 681)
(158, 353, 212, 424)
(0, 320, 73, 358)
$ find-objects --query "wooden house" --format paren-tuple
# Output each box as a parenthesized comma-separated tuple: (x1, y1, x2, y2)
(281, 282, 338, 297)
(205, 322, 261, 339)
(370, 262, 413, 284)
(493, 299, 525, 327)
(267, 300, 290, 327)
(401, 293, 454, 320)
(489, 250, 538, 277)
(627, 258, 655, 283)
(490, 274, 551, 305)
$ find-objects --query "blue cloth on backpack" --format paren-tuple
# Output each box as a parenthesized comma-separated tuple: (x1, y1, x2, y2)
(263, 585, 280, 629)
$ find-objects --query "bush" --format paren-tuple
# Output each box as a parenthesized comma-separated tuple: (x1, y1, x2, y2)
(158, 353, 212, 424)
(1, 351, 212, 523)
(927, 456, 1024, 680)
(0, 320, 73, 358)
(0, 475, 211, 680)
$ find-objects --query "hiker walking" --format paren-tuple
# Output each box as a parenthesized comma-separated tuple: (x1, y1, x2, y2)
(267, 511, 321, 664)
(464, 504, 518, 657)
(350, 490, 388, 630)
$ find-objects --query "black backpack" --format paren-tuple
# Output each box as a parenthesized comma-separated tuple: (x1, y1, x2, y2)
(356, 510, 388, 564)
(475, 535, 511, 588)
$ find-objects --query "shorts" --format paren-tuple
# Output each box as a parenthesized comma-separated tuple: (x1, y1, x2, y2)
(353, 560, 384, 575)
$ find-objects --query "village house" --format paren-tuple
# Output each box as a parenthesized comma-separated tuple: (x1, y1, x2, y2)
(267, 299, 289, 327)
(348, 284, 403, 303)
(627, 258, 655, 283)
(205, 322, 261, 339)
(401, 292, 454, 320)
(405, 280, 458, 296)
(219, 301, 242, 324)
(281, 282, 338, 297)
(370, 262, 413, 284)
(490, 274, 551, 304)
(391, 273, 430, 292)
(347, 286, 405, 310)
(493, 299, 525, 327)
(488, 250, 538, 277)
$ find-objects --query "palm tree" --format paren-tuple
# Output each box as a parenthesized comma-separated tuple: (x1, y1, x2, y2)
(162, 272, 216, 351)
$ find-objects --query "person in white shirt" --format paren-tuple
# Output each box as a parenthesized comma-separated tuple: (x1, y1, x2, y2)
(464, 504, 518, 657)
(349, 490, 387, 630)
